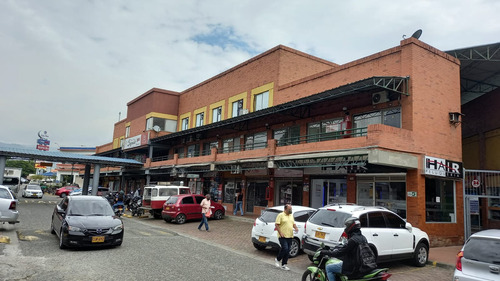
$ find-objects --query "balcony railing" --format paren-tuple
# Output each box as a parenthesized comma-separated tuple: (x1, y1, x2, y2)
(276, 127, 368, 147)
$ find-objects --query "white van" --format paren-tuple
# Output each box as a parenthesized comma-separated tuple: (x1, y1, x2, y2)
(141, 185, 191, 218)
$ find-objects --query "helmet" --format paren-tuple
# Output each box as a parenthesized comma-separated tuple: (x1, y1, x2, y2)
(344, 217, 361, 235)
(119, 190, 125, 194)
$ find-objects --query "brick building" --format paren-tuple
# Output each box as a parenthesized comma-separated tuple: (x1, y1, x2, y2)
(96, 38, 465, 246)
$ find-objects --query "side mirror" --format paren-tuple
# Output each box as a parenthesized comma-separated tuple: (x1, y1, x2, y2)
(405, 222, 413, 232)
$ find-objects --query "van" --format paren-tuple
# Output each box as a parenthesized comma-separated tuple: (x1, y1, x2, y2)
(141, 185, 191, 218)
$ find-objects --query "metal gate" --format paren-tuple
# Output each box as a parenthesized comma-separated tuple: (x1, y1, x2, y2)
(463, 169, 500, 239)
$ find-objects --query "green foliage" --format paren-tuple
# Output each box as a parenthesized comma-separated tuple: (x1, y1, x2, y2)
(6, 160, 36, 177)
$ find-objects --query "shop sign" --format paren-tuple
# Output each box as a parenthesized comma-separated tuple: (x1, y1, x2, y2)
(423, 156, 463, 179)
(123, 133, 148, 150)
(471, 179, 480, 188)
(187, 174, 199, 178)
(275, 169, 303, 177)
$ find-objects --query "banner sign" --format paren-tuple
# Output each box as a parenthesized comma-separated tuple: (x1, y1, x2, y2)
(423, 156, 463, 179)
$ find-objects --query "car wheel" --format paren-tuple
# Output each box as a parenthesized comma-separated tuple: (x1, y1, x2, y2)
(153, 210, 162, 219)
(176, 214, 186, 224)
(289, 238, 301, 258)
(61, 193, 67, 198)
(214, 210, 224, 220)
(413, 242, 428, 267)
(253, 242, 266, 251)
(59, 229, 66, 249)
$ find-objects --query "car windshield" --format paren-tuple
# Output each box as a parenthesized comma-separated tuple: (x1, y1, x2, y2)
(68, 200, 115, 216)
(464, 236, 500, 264)
(308, 209, 351, 227)
(259, 209, 281, 223)
(165, 196, 179, 204)
(27, 186, 41, 191)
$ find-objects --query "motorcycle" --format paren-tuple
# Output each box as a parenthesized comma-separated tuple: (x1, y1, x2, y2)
(302, 243, 391, 281)
(129, 196, 144, 217)
(114, 204, 124, 217)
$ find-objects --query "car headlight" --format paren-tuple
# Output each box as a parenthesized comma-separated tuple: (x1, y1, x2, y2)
(68, 225, 84, 232)
(113, 223, 123, 231)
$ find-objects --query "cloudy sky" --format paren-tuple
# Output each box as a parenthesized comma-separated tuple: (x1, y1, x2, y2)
(1, 0, 498, 150)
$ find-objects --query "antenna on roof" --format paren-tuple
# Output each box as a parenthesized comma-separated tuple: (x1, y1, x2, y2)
(402, 29, 422, 40)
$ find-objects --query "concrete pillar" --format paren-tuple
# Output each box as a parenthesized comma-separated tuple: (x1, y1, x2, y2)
(92, 164, 100, 196)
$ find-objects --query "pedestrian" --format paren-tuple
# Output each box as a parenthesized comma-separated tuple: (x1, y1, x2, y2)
(198, 194, 211, 232)
(233, 191, 244, 216)
(274, 204, 298, 271)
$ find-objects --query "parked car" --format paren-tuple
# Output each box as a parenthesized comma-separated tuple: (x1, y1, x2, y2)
(302, 204, 430, 267)
(69, 188, 83, 196)
(22, 184, 43, 198)
(55, 186, 79, 198)
(251, 205, 316, 258)
(50, 196, 124, 249)
(453, 229, 500, 280)
(0, 185, 19, 224)
(161, 194, 225, 224)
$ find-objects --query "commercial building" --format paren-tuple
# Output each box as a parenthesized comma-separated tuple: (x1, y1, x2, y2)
(97, 38, 466, 246)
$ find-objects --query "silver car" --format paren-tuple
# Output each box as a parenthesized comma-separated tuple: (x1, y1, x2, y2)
(0, 185, 19, 224)
(453, 229, 500, 280)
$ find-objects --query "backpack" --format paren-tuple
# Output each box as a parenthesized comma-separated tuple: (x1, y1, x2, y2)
(357, 242, 377, 273)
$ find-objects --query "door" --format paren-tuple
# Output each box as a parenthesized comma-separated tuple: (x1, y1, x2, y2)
(246, 183, 256, 213)
(310, 179, 347, 208)
(364, 211, 392, 258)
(383, 211, 414, 256)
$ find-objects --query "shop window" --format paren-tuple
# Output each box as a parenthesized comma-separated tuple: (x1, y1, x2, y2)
(307, 118, 343, 143)
(277, 181, 303, 206)
(425, 178, 456, 223)
(274, 126, 300, 146)
(357, 176, 407, 218)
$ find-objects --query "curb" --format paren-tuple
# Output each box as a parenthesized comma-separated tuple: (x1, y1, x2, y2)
(427, 260, 455, 270)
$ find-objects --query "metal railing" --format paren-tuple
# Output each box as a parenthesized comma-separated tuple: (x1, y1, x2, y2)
(276, 127, 368, 147)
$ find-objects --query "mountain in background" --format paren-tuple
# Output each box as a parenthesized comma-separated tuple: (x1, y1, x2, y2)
(0, 142, 35, 150)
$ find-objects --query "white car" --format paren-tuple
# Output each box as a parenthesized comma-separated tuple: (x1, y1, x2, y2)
(251, 205, 316, 258)
(0, 185, 19, 224)
(302, 204, 430, 267)
(22, 184, 43, 199)
(453, 229, 500, 280)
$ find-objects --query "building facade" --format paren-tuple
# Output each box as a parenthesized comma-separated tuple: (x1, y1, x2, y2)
(97, 38, 464, 246)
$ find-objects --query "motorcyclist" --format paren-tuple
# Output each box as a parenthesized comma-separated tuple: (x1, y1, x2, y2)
(321, 217, 373, 280)
(112, 190, 125, 213)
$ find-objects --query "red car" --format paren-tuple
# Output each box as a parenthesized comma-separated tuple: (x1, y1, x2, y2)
(161, 194, 225, 224)
(55, 186, 79, 198)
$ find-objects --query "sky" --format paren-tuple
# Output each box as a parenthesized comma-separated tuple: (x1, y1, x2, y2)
(1, 0, 499, 150)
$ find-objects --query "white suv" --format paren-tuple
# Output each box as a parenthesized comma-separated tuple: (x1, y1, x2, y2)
(302, 204, 430, 267)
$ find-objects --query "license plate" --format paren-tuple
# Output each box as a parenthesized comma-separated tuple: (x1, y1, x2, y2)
(315, 231, 326, 239)
(92, 236, 105, 243)
(33, 193, 37, 196)
(258, 236, 266, 243)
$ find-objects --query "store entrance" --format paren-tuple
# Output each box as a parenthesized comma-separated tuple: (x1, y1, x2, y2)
(310, 179, 347, 208)
(246, 181, 268, 213)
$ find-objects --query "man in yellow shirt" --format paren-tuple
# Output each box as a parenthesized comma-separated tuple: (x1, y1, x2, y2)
(274, 204, 298, 271)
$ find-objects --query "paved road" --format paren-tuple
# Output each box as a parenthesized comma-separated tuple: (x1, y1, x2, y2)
(1, 194, 455, 280)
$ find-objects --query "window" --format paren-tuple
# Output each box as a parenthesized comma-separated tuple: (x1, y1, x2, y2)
(307, 118, 343, 143)
(367, 212, 386, 228)
(425, 178, 456, 222)
(195, 196, 204, 204)
(245, 131, 267, 150)
(222, 137, 240, 153)
(384, 212, 406, 228)
(254, 91, 269, 111)
(187, 144, 200, 157)
(181, 196, 194, 204)
(146, 117, 175, 131)
(232, 99, 243, 117)
(125, 126, 130, 138)
(181, 117, 189, 130)
(195, 113, 204, 127)
(274, 126, 300, 146)
(357, 176, 407, 218)
(212, 107, 222, 123)
(294, 211, 315, 223)
(202, 141, 218, 156)
(354, 107, 401, 135)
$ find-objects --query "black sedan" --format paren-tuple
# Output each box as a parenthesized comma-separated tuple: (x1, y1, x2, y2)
(51, 196, 124, 249)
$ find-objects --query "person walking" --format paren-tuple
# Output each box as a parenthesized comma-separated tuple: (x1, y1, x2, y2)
(198, 194, 211, 232)
(233, 191, 244, 216)
(274, 204, 298, 271)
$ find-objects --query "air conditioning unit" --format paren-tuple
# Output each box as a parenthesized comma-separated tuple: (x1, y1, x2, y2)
(241, 109, 249, 115)
(372, 91, 390, 105)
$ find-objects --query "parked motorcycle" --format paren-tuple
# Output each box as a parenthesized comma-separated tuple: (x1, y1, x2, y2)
(129, 196, 144, 216)
(302, 243, 391, 281)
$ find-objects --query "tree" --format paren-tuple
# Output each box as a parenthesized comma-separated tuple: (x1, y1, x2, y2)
(6, 160, 36, 177)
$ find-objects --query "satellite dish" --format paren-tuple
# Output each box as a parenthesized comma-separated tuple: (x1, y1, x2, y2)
(152, 125, 161, 132)
(411, 29, 422, 39)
